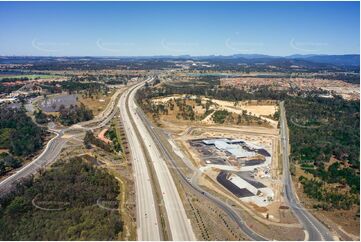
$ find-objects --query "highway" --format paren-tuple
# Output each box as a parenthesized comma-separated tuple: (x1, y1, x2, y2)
(76, 87, 125, 129)
(122, 79, 196, 240)
(136, 104, 267, 241)
(118, 81, 162, 241)
(279, 101, 335, 241)
(0, 79, 337, 241)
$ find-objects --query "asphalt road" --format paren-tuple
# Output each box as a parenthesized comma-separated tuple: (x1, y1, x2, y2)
(77, 87, 125, 129)
(0, 80, 337, 241)
(137, 107, 267, 241)
(0, 87, 125, 197)
(0, 130, 67, 195)
(279, 101, 335, 241)
(124, 79, 196, 240)
(118, 81, 162, 241)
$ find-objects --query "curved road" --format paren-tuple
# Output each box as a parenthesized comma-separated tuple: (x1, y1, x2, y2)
(0, 87, 126, 196)
(136, 96, 266, 241)
(279, 101, 334, 241)
(0, 130, 67, 195)
(0, 80, 336, 241)
(137, 91, 336, 241)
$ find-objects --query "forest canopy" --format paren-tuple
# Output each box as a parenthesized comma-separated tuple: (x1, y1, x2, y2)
(0, 157, 122, 240)
(0, 106, 43, 157)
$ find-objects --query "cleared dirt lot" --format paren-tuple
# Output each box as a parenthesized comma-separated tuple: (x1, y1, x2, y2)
(151, 95, 278, 127)
(221, 76, 360, 100)
(77, 89, 115, 116)
(210, 99, 277, 116)
(177, 126, 289, 221)
(150, 105, 304, 239)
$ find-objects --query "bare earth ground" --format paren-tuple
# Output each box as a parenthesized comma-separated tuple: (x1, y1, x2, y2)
(149, 107, 306, 240)
(177, 178, 249, 240)
(151, 95, 278, 127)
(220, 77, 360, 100)
(77, 89, 115, 116)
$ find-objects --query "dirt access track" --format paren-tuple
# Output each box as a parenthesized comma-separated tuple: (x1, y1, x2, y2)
(160, 116, 300, 223)
(152, 95, 278, 127)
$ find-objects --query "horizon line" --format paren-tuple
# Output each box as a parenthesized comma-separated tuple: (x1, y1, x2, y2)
(1, 53, 360, 58)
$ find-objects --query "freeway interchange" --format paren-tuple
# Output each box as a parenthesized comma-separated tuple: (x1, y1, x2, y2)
(0, 87, 125, 195)
(0, 77, 336, 241)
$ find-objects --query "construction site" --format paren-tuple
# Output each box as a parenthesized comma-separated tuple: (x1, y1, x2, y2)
(163, 123, 304, 240)
(140, 92, 306, 240)
(189, 138, 274, 207)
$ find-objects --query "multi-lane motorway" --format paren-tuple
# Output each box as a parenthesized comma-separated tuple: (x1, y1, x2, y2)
(120, 79, 196, 240)
(136, 102, 267, 241)
(136, 95, 337, 241)
(0, 78, 195, 241)
(118, 81, 162, 241)
(279, 101, 335, 241)
(0, 77, 339, 241)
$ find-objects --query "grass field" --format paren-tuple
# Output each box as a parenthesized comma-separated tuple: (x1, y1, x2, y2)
(0, 74, 63, 80)
(77, 90, 115, 116)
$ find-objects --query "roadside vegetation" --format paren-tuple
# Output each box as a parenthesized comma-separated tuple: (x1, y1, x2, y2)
(0, 106, 43, 157)
(286, 96, 360, 210)
(138, 78, 359, 213)
(34, 104, 93, 126)
(33, 109, 54, 124)
(0, 152, 21, 176)
(105, 125, 123, 153)
(84, 130, 112, 152)
(84, 129, 123, 154)
(58, 104, 94, 126)
(0, 157, 122, 240)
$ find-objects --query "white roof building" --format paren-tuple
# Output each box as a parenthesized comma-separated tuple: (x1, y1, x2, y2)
(202, 139, 230, 145)
(204, 139, 255, 158)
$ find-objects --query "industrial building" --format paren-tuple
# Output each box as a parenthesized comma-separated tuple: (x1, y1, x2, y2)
(202, 138, 270, 158)
(191, 138, 275, 207)
(217, 171, 274, 207)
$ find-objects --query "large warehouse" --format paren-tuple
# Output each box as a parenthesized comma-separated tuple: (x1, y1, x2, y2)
(202, 138, 265, 158)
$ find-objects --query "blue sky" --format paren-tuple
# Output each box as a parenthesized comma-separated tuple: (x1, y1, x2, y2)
(0, 1, 359, 56)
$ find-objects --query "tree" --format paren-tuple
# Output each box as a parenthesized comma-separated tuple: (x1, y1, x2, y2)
(84, 131, 93, 149)
(0, 157, 123, 240)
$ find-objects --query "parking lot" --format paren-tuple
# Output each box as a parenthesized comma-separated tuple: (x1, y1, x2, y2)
(39, 94, 77, 112)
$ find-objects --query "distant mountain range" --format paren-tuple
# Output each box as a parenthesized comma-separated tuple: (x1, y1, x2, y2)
(192, 54, 360, 66)
(0, 54, 359, 66)
(287, 54, 360, 66)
